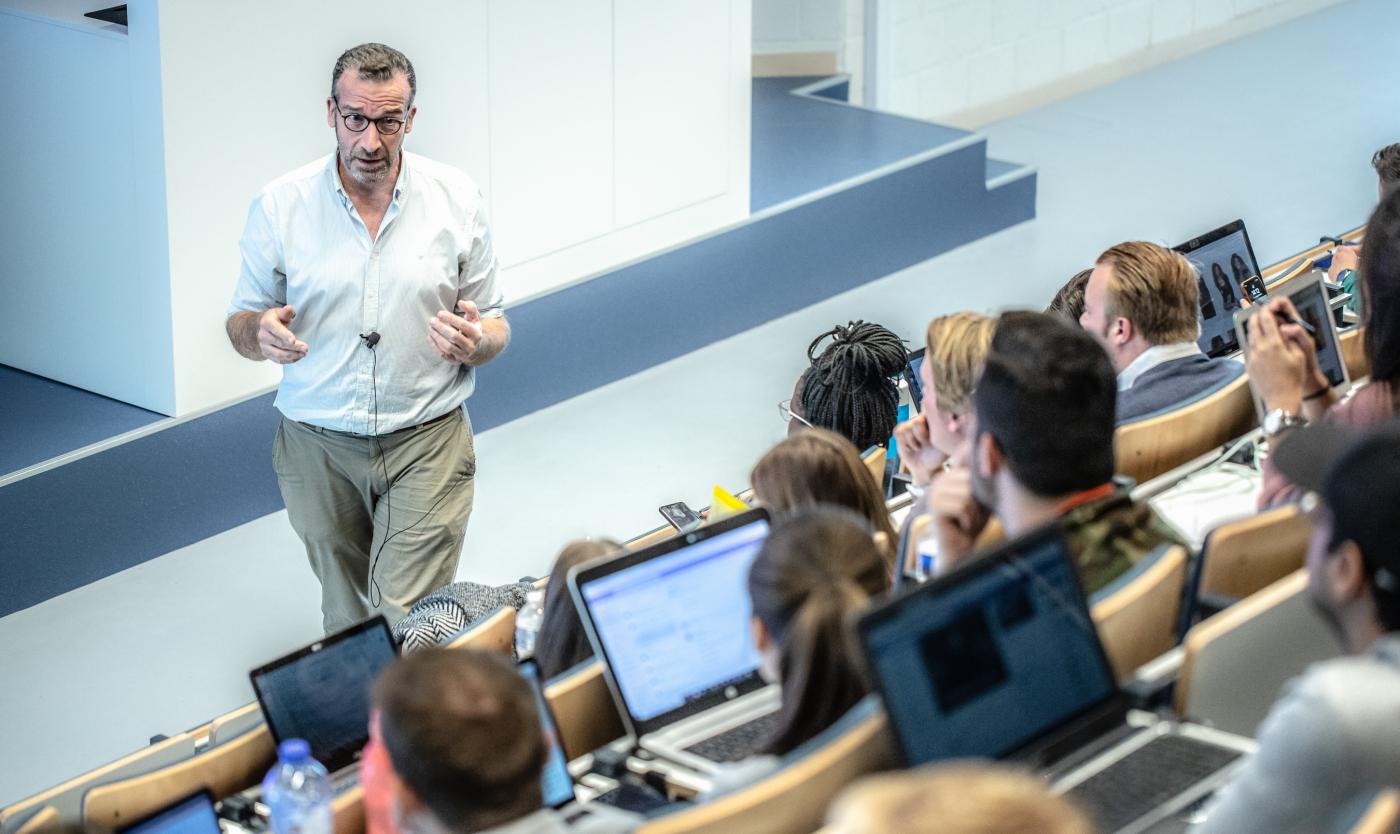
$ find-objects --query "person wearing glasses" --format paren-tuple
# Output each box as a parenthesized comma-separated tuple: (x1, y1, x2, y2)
(225, 43, 509, 634)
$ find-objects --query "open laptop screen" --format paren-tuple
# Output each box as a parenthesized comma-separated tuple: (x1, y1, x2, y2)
(903, 348, 926, 412)
(859, 528, 1115, 767)
(575, 514, 769, 728)
(250, 616, 398, 774)
(1174, 219, 1262, 358)
(118, 791, 220, 834)
(518, 661, 577, 809)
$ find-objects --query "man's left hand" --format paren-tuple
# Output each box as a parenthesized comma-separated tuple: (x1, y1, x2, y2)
(428, 300, 484, 365)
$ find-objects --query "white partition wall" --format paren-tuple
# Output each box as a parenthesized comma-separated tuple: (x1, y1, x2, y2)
(0, 0, 751, 416)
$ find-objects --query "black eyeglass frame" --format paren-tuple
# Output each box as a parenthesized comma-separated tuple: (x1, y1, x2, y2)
(332, 98, 408, 135)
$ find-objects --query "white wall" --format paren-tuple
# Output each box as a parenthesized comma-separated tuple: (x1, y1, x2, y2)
(0, 9, 175, 413)
(884, 0, 1349, 123)
(752, 0, 864, 101)
(6, 0, 751, 417)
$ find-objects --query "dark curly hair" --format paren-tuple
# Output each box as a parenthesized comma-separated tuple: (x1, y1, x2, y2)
(797, 321, 907, 452)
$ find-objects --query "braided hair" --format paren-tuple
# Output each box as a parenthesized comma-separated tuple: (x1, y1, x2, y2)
(798, 321, 907, 452)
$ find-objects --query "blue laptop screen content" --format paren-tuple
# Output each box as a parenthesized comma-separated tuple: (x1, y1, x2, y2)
(519, 663, 575, 808)
(122, 794, 220, 834)
(582, 520, 769, 722)
(1181, 229, 1257, 356)
(254, 625, 397, 767)
(864, 537, 1114, 766)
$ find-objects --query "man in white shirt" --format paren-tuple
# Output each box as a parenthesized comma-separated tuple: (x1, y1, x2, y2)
(225, 43, 509, 632)
(1079, 241, 1242, 424)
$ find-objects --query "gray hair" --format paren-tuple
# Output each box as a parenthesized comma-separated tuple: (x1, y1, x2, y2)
(331, 43, 416, 106)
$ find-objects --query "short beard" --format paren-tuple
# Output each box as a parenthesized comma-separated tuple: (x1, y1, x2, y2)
(340, 146, 395, 187)
(1306, 589, 1347, 649)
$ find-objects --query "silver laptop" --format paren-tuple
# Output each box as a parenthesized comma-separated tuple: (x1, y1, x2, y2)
(858, 524, 1255, 834)
(568, 508, 780, 777)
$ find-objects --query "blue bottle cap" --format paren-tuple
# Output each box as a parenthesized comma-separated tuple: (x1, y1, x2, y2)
(278, 739, 311, 763)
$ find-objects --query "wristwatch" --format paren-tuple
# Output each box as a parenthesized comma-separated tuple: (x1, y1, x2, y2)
(1263, 408, 1308, 438)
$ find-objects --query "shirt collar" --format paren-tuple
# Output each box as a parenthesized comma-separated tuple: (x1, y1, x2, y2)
(1117, 341, 1202, 391)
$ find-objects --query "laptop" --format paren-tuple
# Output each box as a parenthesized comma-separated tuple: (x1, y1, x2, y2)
(1233, 269, 1350, 422)
(249, 615, 398, 786)
(568, 508, 780, 777)
(858, 525, 1254, 834)
(1174, 219, 1264, 358)
(117, 790, 220, 834)
(902, 347, 927, 412)
(518, 660, 675, 815)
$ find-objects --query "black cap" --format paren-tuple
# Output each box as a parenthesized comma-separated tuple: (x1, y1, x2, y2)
(1273, 420, 1400, 593)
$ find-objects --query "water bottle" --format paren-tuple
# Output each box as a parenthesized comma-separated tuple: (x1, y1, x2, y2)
(914, 532, 940, 583)
(515, 588, 545, 659)
(263, 739, 333, 834)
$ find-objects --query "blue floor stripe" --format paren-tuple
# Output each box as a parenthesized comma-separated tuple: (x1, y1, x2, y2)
(0, 365, 165, 475)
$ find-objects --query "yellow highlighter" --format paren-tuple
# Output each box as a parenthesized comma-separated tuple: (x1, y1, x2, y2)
(708, 484, 750, 521)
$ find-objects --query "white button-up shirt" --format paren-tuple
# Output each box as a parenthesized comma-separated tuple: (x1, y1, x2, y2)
(229, 151, 503, 434)
(1116, 341, 1203, 392)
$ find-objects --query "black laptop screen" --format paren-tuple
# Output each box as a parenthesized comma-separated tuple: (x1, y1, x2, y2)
(861, 531, 1115, 766)
(251, 618, 397, 773)
(519, 661, 576, 809)
(1174, 220, 1261, 357)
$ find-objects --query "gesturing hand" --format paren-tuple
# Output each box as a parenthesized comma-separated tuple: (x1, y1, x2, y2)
(428, 300, 483, 365)
(259, 305, 309, 364)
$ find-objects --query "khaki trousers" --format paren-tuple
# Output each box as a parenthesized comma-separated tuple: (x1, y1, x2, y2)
(272, 409, 476, 633)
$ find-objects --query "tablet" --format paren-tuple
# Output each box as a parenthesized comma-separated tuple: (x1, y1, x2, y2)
(1233, 271, 1349, 420)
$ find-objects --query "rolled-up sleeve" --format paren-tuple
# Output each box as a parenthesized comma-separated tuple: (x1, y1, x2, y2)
(459, 194, 503, 318)
(228, 192, 285, 316)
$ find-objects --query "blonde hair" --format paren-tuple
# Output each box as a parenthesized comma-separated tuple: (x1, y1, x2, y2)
(1095, 241, 1200, 345)
(924, 312, 996, 416)
(828, 764, 1094, 834)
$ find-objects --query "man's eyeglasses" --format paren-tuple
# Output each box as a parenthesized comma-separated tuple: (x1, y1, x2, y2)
(334, 103, 406, 135)
(778, 398, 814, 429)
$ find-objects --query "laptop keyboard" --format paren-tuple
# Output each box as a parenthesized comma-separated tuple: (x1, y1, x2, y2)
(682, 711, 783, 763)
(592, 782, 674, 814)
(1064, 734, 1242, 833)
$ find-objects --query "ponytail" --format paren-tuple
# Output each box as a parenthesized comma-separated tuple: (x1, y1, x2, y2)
(747, 506, 891, 756)
(764, 579, 871, 756)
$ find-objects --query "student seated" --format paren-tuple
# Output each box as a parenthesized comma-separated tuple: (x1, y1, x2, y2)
(828, 764, 1094, 834)
(1192, 422, 1400, 833)
(1328, 143, 1398, 308)
(749, 429, 899, 574)
(784, 320, 907, 452)
(705, 505, 891, 793)
(365, 648, 639, 834)
(1252, 188, 1400, 506)
(929, 312, 1183, 594)
(892, 312, 997, 490)
(533, 539, 621, 680)
(1079, 241, 1243, 423)
(1046, 269, 1092, 323)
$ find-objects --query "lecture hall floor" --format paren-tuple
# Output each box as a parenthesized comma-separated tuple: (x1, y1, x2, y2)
(1, 0, 1394, 807)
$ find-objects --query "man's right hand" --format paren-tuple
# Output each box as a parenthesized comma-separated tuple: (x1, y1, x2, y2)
(929, 464, 990, 573)
(258, 305, 308, 364)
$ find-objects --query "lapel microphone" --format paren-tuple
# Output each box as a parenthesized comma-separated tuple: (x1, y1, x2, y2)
(360, 331, 381, 348)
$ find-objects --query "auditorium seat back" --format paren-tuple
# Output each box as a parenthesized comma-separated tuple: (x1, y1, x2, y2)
(1115, 374, 1255, 485)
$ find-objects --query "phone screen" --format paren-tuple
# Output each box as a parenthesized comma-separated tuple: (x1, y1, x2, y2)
(1240, 274, 1268, 303)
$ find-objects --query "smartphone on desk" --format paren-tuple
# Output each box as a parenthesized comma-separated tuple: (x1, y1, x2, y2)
(658, 502, 703, 532)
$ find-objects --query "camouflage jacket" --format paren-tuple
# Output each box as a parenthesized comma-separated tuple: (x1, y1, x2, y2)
(1062, 490, 1185, 596)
